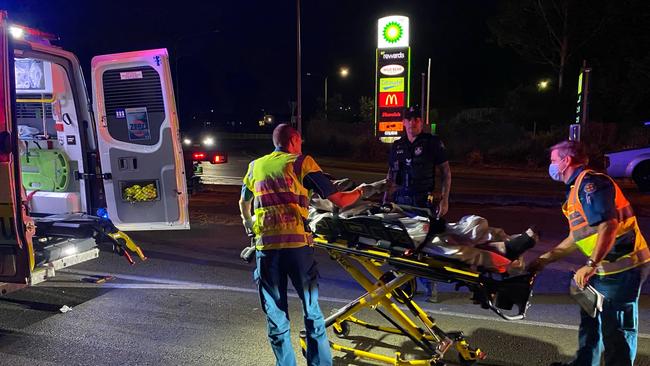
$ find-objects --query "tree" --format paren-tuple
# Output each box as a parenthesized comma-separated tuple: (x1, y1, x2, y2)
(359, 96, 374, 123)
(489, 0, 608, 92)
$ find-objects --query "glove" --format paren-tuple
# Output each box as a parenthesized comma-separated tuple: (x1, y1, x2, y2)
(243, 218, 254, 236)
(240, 218, 256, 262)
(240, 244, 256, 263)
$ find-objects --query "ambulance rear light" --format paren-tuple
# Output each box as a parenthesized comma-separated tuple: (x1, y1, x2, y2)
(192, 152, 207, 160)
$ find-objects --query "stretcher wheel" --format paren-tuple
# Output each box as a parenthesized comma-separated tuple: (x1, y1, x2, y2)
(332, 321, 350, 338)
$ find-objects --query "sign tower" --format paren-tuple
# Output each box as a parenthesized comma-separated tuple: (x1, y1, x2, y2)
(375, 15, 410, 143)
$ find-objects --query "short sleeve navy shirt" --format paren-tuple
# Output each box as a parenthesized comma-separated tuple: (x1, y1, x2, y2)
(566, 168, 617, 227)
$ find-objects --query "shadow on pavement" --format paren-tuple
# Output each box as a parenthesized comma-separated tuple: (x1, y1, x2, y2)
(332, 333, 430, 366)
(467, 327, 570, 366)
(143, 249, 252, 272)
(0, 286, 112, 341)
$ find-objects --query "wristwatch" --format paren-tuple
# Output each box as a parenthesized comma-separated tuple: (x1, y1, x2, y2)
(586, 259, 600, 268)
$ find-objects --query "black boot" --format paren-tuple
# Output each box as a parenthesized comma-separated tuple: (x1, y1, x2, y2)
(504, 227, 539, 260)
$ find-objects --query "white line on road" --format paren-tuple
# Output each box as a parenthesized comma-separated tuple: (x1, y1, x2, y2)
(53, 269, 650, 340)
(198, 175, 243, 180)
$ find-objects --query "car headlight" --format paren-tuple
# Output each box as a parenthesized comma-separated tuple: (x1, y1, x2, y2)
(203, 137, 215, 146)
(183, 138, 192, 146)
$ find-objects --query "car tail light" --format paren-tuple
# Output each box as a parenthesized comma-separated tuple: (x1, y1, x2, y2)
(192, 152, 207, 161)
(211, 153, 227, 164)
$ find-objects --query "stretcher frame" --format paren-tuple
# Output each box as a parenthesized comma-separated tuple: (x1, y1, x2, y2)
(300, 230, 536, 366)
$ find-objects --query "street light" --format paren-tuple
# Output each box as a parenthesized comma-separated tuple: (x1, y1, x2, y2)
(324, 67, 350, 119)
(537, 79, 551, 91)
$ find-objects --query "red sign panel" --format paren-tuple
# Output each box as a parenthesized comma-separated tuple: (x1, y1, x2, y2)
(379, 108, 403, 121)
(378, 92, 404, 108)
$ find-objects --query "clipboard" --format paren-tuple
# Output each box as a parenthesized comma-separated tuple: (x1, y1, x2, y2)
(569, 279, 605, 318)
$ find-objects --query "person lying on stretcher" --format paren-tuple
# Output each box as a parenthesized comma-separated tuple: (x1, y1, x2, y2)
(309, 178, 539, 272)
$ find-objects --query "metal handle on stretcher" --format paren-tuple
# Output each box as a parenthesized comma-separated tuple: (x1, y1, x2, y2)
(486, 299, 527, 321)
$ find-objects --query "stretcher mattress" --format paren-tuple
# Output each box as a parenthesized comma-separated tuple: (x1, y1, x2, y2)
(308, 205, 534, 274)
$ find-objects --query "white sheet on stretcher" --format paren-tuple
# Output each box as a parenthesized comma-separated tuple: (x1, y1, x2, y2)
(308, 207, 525, 274)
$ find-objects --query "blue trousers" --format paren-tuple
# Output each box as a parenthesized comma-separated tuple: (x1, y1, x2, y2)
(573, 267, 643, 366)
(254, 246, 332, 366)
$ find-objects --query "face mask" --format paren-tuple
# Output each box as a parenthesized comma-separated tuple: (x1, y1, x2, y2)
(548, 163, 563, 182)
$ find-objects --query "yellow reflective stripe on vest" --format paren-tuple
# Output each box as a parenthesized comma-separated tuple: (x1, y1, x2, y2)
(595, 247, 650, 275)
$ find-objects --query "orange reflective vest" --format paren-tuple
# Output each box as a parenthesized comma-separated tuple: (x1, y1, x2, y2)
(243, 151, 321, 250)
(563, 169, 650, 275)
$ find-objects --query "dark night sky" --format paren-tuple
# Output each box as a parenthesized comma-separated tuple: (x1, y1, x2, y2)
(3, 0, 530, 128)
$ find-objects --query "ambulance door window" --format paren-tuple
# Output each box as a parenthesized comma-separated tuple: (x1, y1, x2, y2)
(15, 59, 85, 215)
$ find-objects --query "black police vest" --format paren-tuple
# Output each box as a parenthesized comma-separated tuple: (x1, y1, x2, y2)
(390, 135, 437, 207)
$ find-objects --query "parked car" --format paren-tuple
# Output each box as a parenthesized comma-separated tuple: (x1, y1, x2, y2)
(605, 146, 650, 191)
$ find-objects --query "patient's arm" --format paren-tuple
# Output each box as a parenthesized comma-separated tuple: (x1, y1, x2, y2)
(528, 235, 576, 272)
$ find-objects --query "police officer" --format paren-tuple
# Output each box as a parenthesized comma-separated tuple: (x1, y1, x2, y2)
(387, 106, 452, 302)
(530, 140, 650, 366)
(239, 124, 363, 366)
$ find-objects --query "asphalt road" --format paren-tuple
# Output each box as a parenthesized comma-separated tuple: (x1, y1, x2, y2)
(198, 150, 650, 211)
(199, 151, 563, 199)
(1, 187, 649, 366)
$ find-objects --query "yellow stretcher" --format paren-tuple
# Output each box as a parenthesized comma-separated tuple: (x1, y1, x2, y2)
(300, 212, 536, 366)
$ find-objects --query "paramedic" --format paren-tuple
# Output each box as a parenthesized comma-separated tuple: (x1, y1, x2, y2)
(239, 124, 363, 366)
(386, 105, 452, 303)
(530, 140, 650, 366)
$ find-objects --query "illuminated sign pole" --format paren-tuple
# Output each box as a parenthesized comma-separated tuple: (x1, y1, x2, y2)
(570, 60, 591, 141)
(375, 16, 411, 143)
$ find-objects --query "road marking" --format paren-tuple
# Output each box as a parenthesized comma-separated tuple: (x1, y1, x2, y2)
(53, 269, 650, 340)
(198, 175, 243, 180)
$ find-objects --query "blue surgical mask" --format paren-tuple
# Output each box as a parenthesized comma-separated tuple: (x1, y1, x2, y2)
(548, 163, 563, 182)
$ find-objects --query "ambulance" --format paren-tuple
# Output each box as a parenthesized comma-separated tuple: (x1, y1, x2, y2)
(0, 12, 189, 294)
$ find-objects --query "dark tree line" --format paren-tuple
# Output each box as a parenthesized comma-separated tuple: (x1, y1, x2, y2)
(489, 0, 650, 126)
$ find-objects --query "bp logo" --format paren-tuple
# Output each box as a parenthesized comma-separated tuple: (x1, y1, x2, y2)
(383, 21, 403, 44)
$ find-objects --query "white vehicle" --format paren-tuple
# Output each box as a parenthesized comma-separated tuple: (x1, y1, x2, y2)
(605, 146, 650, 191)
(0, 13, 189, 293)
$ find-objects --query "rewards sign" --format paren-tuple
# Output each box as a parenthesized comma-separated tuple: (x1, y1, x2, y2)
(375, 16, 410, 143)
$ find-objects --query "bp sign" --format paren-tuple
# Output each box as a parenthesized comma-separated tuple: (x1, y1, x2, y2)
(375, 16, 410, 143)
(377, 15, 410, 49)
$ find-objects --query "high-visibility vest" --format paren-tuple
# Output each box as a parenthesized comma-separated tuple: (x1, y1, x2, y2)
(563, 169, 650, 275)
(243, 151, 319, 250)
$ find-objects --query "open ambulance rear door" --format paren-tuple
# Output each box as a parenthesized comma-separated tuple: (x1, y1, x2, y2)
(0, 11, 32, 286)
(91, 49, 189, 231)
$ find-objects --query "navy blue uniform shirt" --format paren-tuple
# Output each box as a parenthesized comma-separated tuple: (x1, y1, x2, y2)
(566, 167, 617, 227)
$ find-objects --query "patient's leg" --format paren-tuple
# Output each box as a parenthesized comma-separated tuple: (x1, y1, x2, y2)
(503, 228, 538, 260)
(475, 228, 538, 260)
